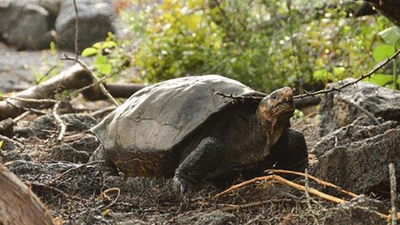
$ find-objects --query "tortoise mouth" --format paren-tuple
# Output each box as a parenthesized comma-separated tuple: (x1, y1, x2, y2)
(277, 101, 295, 118)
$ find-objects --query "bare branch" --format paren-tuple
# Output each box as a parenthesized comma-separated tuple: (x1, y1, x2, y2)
(216, 48, 400, 102)
(295, 48, 400, 99)
(73, 0, 79, 59)
(53, 101, 67, 142)
(389, 163, 397, 225)
(61, 54, 119, 106)
(48, 160, 104, 185)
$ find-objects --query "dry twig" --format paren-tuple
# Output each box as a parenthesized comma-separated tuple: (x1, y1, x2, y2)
(215, 48, 400, 103)
(389, 163, 397, 224)
(266, 169, 359, 198)
(3, 96, 58, 104)
(31, 182, 85, 202)
(53, 101, 67, 142)
(214, 174, 348, 204)
(100, 187, 121, 209)
(304, 169, 320, 225)
(61, 54, 119, 106)
(48, 160, 104, 185)
(73, 0, 79, 59)
(215, 199, 290, 212)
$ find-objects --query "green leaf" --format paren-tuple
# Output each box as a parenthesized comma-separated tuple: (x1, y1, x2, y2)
(34, 71, 44, 82)
(102, 41, 117, 49)
(378, 26, 400, 45)
(368, 73, 392, 86)
(372, 44, 395, 62)
(313, 69, 333, 81)
(81, 47, 99, 57)
(0, 141, 3, 148)
(333, 67, 346, 79)
(93, 42, 102, 49)
(94, 55, 112, 75)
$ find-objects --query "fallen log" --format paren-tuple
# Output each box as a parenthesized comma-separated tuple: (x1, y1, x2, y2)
(82, 82, 147, 101)
(0, 64, 148, 120)
(0, 64, 94, 120)
(0, 163, 55, 225)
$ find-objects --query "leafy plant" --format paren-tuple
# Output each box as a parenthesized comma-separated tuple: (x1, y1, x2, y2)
(108, 0, 396, 92)
(82, 33, 118, 77)
(369, 25, 400, 89)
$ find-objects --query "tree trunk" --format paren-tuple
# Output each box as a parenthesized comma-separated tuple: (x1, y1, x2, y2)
(0, 164, 54, 225)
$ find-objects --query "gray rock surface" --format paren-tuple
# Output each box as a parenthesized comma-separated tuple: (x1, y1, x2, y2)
(0, 0, 57, 50)
(312, 120, 400, 193)
(324, 195, 387, 225)
(175, 211, 238, 225)
(0, 0, 115, 51)
(55, 0, 116, 51)
(319, 79, 400, 136)
(312, 118, 397, 157)
(0, 134, 20, 151)
(51, 144, 90, 163)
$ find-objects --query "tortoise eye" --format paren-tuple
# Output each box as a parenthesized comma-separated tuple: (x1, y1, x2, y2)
(270, 93, 277, 100)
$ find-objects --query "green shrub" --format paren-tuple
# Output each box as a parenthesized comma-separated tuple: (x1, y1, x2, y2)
(117, 0, 395, 92)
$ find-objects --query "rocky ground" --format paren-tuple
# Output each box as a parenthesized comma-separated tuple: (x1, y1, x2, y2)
(1, 45, 400, 224)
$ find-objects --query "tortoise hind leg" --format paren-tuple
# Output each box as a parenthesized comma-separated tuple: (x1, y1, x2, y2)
(89, 145, 119, 176)
(173, 137, 224, 193)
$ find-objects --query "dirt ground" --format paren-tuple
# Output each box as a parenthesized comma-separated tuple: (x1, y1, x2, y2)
(0, 45, 392, 224)
(0, 108, 389, 224)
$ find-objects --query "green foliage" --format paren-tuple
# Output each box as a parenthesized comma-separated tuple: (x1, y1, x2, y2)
(94, 55, 112, 75)
(369, 74, 393, 86)
(127, 0, 223, 82)
(293, 109, 305, 119)
(113, 0, 397, 92)
(378, 26, 400, 45)
(81, 33, 128, 78)
(372, 44, 395, 62)
(370, 25, 400, 89)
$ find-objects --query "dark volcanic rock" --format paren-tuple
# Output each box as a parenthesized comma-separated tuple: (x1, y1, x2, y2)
(15, 113, 98, 139)
(325, 195, 387, 225)
(6, 159, 104, 196)
(0, 0, 58, 50)
(0, 134, 20, 151)
(55, 0, 116, 51)
(312, 118, 398, 157)
(69, 135, 99, 154)
(312, 121, 400, 193)
(319, 79, 400, 136)
(51, 144, 90, 163)
(175, 211, 238, 225)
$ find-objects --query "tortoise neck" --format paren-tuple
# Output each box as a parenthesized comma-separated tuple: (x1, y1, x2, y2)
(256, 109, 288, 148)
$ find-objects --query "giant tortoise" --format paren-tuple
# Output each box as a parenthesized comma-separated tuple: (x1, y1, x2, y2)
(91, 75, 308, 192)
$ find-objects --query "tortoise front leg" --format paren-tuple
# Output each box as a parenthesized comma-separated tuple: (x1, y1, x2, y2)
(269, 128, 308, 172)
(173, 137, 224, 193)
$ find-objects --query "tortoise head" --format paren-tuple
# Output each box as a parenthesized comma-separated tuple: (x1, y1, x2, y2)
(256, 87, 294, 145)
